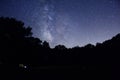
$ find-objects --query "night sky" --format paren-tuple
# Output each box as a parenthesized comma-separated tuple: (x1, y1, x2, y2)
(0, 0, 120, 48)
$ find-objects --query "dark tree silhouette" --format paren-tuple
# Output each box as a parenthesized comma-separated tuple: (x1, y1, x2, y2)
(42, 41, 50, 49)
(0, 17, 120, 65)
(0, 17, 32, 38)
(0, 17, 120, 80)
(84, 43, 95, 48)
(0, 17, 43, 64)
(54, 45, 67, 50)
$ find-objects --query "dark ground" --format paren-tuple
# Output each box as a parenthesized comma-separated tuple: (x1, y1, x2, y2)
(0, 64, 118, 80)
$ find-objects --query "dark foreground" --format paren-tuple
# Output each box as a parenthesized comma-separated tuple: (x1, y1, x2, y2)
(0, 64, 119, 80)
(0, 17, 120, 80)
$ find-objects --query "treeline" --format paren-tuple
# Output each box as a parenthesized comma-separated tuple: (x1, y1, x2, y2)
(0, 17, 120, 66)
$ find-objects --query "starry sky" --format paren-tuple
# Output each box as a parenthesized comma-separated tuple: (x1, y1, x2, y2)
(0, 0, 120, 48)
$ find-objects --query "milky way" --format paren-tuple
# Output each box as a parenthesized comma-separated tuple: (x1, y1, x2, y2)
(40, 0, 54, 42)
(37, 0, 71, 47)
(0, 0, 120, 48)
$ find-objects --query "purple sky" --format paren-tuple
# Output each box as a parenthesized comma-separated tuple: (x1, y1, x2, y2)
(0, 0, 120, 48)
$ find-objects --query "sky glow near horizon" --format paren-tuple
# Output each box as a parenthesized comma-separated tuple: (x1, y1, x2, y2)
(0, 0, 120, 47)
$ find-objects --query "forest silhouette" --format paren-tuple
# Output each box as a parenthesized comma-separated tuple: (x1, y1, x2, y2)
(0, 17, 120, 80)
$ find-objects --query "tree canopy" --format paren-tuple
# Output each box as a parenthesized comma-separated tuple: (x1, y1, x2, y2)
(0, 17, 120, 65)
